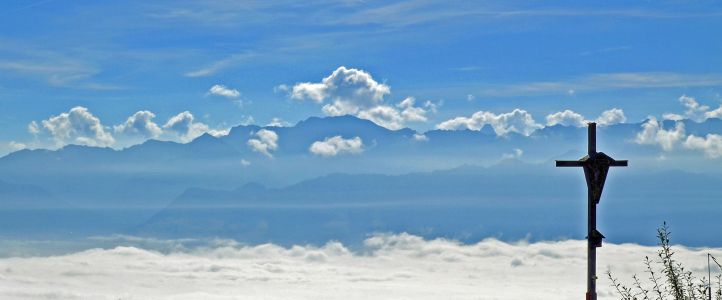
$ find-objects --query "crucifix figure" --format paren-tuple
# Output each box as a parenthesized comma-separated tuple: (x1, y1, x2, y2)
(556, 122, 627, 300)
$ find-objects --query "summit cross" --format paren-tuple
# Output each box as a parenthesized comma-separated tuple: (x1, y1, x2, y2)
(556, 122, 627, 300)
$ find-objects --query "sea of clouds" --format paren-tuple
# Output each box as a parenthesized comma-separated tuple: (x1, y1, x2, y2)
(1, 233, 720, 300)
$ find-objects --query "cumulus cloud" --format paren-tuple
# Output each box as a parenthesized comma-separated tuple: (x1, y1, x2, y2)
(680, 95, 709, 116)
(704, 106, 722, 120)
(28, 121, 40, 136)
(634, 117, 686, 151)
(247, 129, 278, 158)
(662, 113, 685, 121)
(0, 234, 718, 300)
(545, 110, 586, 127)
(309, 136, 363, 157)
(114, 111, 162, 139)
(274, 84, 289, 92)
(288, 67, 429, 130)
(683, 134, 722, 158)
(162, 111, 211, 143)
(8, 141, 26, 151)
(413, 133, 429, 141)
(663, 95, 722, 122)
(424, 100, 442, 113)
(208, 128, 230, 137)
(546, 109, 626, 127)
(207, 85, 240, 98)
(241, 159, 250, 166)
(595, 108, 626, 125)
(40, 106, 115, 147)
(435, 109, 543, 136)
(502, 148, 523, 159)
(291, 66, 390, 110)
(267, 118, 291, 127)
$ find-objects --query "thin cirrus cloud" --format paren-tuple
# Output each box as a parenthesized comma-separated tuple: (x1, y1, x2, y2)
(476, 72, 722, 97)
(287, 67, 432, 130)
(0, 233, 719, 300)
(184, 52, 256, 77)
(309, 136, 363, 157)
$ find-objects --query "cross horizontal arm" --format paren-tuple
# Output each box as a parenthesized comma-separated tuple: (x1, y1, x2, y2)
(610, 160, 627, 167)
(556, 160, 585, 167)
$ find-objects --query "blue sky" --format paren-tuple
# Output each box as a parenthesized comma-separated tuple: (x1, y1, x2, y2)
(2, 0, 722, 155)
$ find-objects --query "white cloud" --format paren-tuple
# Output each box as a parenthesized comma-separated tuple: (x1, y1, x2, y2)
(247, 129, 278, 158)
(397, 97, 427, 122)
(502, 148, 523, 159)
(0, 234, 719, 300)
(266, 118, 291, 127)
(289, 67, 428, 130)
(241, 159, 250, 166)
(545, 110, 586, 127)
(207, 85, 240, 98)
(477, 73, 722, 97)
(114, 111, 162, 139)
(208, 128, 230, 137)
(274, 84, 289, 93)
(435, 109, 543, 136)
(679, 95, 709, 116)
(467, 94, 475, 101)
(662, 113, 685, 121)
(704, 107, 722, 120)
(413, 133, 429, 141)
(40, 106, 115, 147)
(162, 111, 211, 143)
(595, 108, 626, 126)
(546, 109, 626, 127)
(8, 141, 26, 151)
(241, 116, 254, 126)
(634, 117, 686, 151)
(683, 134, 722, 158)
(357, 106, 406, 130)
(309, 136, 363, 157)
(291, 66, 390, 110)
(28, 121, 40, 136)
(664, 95, 722, 122)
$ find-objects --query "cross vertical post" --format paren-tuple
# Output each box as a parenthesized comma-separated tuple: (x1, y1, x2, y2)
(556, 122, 627, 300)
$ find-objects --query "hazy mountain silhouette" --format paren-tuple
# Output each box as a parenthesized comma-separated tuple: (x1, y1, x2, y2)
(131, 161, 722, 247)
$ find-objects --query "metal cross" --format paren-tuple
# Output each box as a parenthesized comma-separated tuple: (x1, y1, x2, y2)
(556, 122, 627, 300)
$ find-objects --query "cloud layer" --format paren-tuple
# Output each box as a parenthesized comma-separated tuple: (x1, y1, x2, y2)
(1, 234, 719, 300)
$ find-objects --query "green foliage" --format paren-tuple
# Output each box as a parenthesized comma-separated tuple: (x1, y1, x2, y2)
(607, 222, 722, 300)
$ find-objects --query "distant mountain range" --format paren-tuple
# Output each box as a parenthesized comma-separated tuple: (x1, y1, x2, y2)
(126, 162, 722, 247)
(1, 115, 721, 246)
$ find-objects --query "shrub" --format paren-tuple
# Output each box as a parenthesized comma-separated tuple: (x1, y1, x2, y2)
(607, 222, 722, 300)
